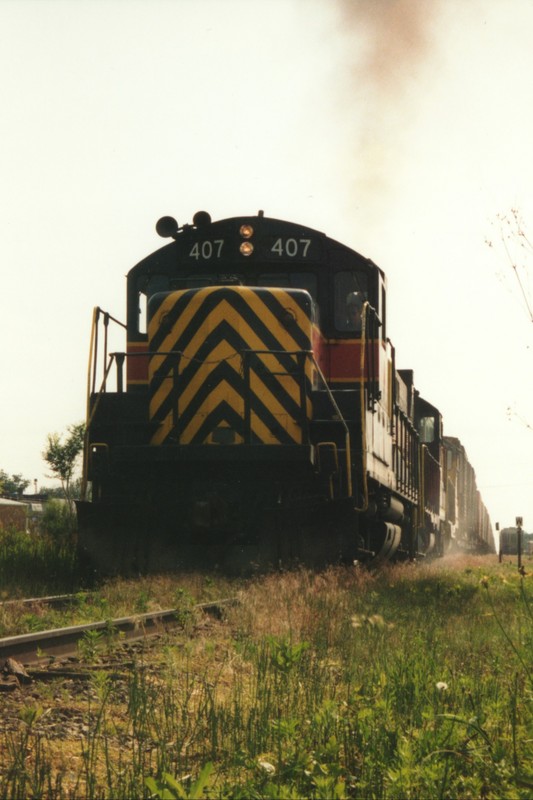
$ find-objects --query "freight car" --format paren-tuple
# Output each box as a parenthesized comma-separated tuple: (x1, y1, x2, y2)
(76, 211, 494, 573)
(499, 527, 533, 555)
(443, 437, 494, 554)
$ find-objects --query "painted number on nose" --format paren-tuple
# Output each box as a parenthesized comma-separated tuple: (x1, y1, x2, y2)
(189, 240, 225, 259)
(271, 238, 312, 257)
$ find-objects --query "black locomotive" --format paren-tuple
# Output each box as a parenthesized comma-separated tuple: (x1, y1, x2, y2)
(76, 211, 494, 573)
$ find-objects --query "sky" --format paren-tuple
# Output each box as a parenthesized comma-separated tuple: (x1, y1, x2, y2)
(1, 0, 532, 536)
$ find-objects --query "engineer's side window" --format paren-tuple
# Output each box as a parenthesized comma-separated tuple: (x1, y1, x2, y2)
(334, 271, 367, 333)
(419, 416, 435, 443)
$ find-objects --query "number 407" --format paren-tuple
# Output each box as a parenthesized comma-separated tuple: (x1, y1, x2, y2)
(271, 238, 311, 258)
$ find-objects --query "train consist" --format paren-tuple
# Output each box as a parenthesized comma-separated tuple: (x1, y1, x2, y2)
(77, 211, 494, 573)
(499, 527, 533, 555)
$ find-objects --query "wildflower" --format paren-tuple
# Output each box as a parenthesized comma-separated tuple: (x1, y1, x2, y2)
(480, 575, 490, 589)
(258, 760, 276, 775)
(351, 613, 394, 630)
(436, 681, 448, 691)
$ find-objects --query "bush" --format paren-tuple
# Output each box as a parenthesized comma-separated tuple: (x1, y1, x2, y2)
(40, 499, 75, 541)
(0, 525, 79, 595)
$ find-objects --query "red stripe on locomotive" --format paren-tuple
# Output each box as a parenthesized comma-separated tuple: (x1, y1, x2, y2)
(323, 339, 381, 383)
(127, 341, 149, 384)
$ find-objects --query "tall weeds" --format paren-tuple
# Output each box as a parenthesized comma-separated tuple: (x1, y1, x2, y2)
(0, 528, 79, 597)
(0, 557, 531, 798)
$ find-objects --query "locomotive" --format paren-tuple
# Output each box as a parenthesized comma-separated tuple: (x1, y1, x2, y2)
(76, 211, 494, 573)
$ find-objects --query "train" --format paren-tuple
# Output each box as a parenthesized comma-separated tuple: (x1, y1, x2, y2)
(499, 527, 533, 555)
(76, 211, 495, 573)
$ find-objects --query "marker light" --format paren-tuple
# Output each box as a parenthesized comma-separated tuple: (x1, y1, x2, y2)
(239, 224, 254, 238)
(240, 241, 254, 256)
(156, 216, 179, 238)
(193, 211, 212, 227)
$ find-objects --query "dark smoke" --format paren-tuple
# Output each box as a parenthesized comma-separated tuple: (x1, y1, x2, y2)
(338, 0, 439, 93)
(334, 0, 444, 224)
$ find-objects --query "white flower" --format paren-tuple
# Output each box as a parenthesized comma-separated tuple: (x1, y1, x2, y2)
(436, 681, 448, 691)
(258, 760, 276, 774)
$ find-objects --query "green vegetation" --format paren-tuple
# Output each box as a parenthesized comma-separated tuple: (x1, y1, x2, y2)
(0, 470, 30, 497)
(0, 527, 79, 599)
(0, 555, 531, 798)
(42, 422, 85, 513)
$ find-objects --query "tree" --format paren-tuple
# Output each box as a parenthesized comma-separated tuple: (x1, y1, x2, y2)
(487, 208, 533, 324)
(0, 470, 30, 498)
(487, 209, 533, 432)
(42, 422, 85, 508)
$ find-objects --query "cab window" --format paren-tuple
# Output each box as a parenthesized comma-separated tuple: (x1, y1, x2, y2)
(419, 416, 435, 443)
(334, 271, 368, 333)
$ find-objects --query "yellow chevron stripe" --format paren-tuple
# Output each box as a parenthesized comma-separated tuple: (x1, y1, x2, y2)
(251, 353, 301, 409)
(151, 412, 174, 446)
(180, 379, 245, 443)
(148, 290, 213, 373)
(150, 352, 311, 438)
(248, 412, 272, 444)
(149, 343, 245, 424)
(249, 369, 301, 443)
(149, 288, 311, 365)
(181, 299, 266, 361)
(235, 288, 311, 351)
(157, 298, 311, 418)
(178, 338, 241, 412)
(149, 338, 237, 423)
(148, 287, 314, 445)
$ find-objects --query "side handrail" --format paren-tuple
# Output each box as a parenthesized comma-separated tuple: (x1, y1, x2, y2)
(81, 308, 127, 500)
(82, 345, 354, 501)
(308, 354, 353, 499)
(89, 307, 127, 394)
(356, 302, 370, 511)
(239, 349, 351, 493)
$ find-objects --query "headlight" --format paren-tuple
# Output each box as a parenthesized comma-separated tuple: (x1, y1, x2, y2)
(240, 241, 254, 256)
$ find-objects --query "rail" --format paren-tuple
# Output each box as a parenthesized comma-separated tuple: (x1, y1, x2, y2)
(0, 599, 237, 666)
(0, 593, 85, 610)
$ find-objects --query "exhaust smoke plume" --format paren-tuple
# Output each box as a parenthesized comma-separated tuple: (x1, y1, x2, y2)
(335, 0, 444, 228)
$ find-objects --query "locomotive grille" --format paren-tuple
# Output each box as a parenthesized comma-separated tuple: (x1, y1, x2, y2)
(147, 286, 314, 446)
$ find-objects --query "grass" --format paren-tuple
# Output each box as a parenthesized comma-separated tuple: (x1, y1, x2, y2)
(0, 548, 532, 798)
(0, 528, 79, 598)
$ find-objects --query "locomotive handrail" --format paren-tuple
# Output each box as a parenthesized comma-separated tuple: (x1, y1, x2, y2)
(356, 302, 370, 511)
(82, 309, 127, 500)
(240, 347, 352, 497)
(83, 345, 354, 501)
(240, 348, 311, 447)
(308, 355, 353, 499)
(89, 307, 127, 395)
(81, 353, 119, 499)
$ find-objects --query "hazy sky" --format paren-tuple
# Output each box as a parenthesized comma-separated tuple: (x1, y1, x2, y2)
(1, 0, 532, 533)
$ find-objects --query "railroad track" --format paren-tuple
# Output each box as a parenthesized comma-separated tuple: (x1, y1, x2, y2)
(0, 598, 236, 668)
(0, 593, 88, 610)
